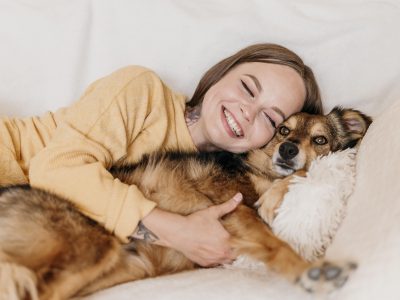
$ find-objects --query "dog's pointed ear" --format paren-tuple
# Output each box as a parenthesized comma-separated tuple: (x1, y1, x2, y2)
(340, 107, 372, 138)
(328, 106, 373, 149)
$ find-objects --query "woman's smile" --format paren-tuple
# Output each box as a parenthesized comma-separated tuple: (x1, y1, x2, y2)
(221, 106, 244, 138)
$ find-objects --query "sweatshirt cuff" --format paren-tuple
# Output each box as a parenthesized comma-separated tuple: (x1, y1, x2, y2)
(112, 187, 157, 243)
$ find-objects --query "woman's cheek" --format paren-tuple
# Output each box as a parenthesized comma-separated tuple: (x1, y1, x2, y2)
(253, 125, 274, 148)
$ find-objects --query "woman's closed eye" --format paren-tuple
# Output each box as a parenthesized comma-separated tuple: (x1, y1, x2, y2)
(241, 80, 254, 98)
(263, 112, 276, 129)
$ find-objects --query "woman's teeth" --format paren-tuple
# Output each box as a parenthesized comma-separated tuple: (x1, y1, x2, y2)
(223, 108, 243, 137)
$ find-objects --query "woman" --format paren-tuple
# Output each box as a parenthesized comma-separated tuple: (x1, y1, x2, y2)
(0, 43, 322, 267)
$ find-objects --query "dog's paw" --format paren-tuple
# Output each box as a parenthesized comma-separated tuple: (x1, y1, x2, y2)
(255, 180, 286, 225)
(0, 262, 39, 300)
(256, 197, 276, 226)
(297, 261, 357, 294)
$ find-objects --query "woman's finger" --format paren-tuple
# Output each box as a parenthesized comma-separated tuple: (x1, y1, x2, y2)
(212, 192, 243, 218)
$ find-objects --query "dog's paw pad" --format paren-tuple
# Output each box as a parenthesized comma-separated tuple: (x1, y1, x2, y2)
(307, 267, 321, 281)
(333, 276, 348, 288)
(298, 261, 357, 294)
(323, 265, 342, 280)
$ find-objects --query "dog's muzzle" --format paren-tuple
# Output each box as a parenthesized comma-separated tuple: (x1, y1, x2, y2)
(273, 141, 303, 176)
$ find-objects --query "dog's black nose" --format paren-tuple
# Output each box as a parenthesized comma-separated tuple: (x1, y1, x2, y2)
(279, 142, 299, 160)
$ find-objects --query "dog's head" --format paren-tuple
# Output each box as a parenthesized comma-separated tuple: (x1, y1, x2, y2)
(248, 107, 372, 177)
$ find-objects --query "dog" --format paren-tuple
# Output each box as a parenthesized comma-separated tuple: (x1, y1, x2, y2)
(0, 107, 371, 300)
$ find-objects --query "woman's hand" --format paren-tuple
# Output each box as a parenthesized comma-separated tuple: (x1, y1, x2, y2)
(134, 193, 243, 267)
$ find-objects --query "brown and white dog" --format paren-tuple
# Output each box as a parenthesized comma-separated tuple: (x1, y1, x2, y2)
(0, 107, 371, 300)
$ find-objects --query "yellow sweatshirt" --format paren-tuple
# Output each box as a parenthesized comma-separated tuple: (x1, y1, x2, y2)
(0, 66, 197, 242)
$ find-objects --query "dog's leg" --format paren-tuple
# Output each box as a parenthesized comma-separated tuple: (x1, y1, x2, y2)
(224, 205, 357, 293)
(78, 244, 194, 297)
(76, 249, 151, 297)
(255, 170, 306, 225)
(224, 206, 308, 280)
(37, 237, 122, 300)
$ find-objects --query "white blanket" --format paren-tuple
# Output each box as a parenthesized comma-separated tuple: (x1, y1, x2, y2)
(1, 1, 400, 299)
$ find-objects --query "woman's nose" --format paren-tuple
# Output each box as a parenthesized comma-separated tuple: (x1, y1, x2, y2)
(240, 104, 255, 123)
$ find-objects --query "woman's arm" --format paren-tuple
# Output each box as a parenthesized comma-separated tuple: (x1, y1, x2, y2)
(30, 66, 165, 242)
(132, 193, 243, 266)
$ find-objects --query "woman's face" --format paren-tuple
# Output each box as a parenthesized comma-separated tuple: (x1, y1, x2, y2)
(193, 62, 306, 153)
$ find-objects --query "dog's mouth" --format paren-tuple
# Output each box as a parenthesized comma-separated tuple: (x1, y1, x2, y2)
(273, 158, 296, 176)
(275, 160, 294, 170)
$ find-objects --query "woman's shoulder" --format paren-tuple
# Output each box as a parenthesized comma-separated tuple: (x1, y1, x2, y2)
(110, 65, 162, 82)
(81, 65, 167, 101)
(72, 65, 185, 114)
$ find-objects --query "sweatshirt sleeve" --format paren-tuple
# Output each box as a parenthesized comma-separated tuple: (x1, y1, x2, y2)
(29, 66, 167, 242)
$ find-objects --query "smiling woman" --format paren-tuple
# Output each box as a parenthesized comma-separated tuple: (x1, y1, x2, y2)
(0, 43, 322, 273)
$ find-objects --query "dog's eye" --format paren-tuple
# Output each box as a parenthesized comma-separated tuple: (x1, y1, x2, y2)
(313, 136, 328, 145)
(279, 126, 290, 136)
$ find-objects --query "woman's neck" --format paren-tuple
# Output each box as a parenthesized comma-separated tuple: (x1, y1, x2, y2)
(185, 106, 219, 152)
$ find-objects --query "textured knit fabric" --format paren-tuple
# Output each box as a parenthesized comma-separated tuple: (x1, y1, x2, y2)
(0, 66, 196, 242)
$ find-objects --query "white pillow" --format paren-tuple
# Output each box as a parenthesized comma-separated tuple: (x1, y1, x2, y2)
(323, 99, 400, 300)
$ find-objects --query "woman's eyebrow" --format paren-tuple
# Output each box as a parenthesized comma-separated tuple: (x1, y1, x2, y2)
(244, 74, 262, 93)
(272, 107, 286, 120)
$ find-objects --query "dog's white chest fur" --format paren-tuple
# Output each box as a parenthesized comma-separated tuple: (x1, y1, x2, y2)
(272, 148, 357, 261)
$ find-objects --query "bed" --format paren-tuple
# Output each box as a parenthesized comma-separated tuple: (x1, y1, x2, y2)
(1, 1, 399, 299)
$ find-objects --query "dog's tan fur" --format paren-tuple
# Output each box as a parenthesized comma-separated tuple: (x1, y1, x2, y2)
(0, 107, 371, 299)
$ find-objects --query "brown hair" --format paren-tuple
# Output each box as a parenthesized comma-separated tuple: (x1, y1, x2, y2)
(187, 43, 322, 115)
